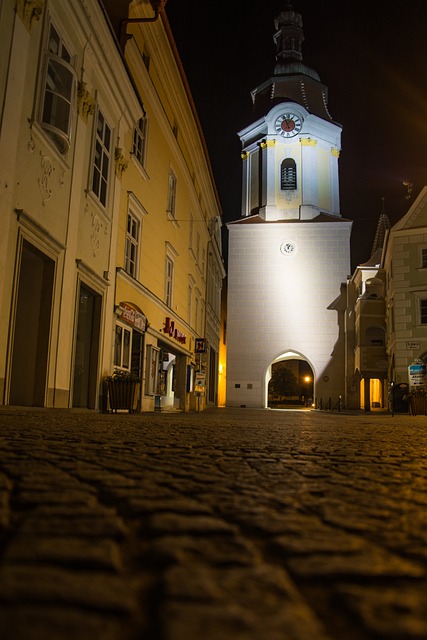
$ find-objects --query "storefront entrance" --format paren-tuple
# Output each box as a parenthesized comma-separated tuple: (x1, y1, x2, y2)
(156, 342, 187, 411)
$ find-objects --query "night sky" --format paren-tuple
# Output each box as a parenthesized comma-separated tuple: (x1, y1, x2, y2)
(166, 1, 427, 270)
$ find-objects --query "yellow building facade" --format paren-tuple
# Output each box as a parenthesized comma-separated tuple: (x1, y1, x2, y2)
(96, 1, 225, 412)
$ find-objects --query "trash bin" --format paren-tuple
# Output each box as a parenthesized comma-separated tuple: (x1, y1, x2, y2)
(389, 383, 409, 415)
(408, 391, 427, 416)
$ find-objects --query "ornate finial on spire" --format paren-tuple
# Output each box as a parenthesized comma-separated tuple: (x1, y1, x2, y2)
(274, 2, 304, 66)
(403, 179, 413, 200)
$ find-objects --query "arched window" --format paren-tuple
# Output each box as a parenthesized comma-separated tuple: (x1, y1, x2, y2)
(280, 158, 297, 190)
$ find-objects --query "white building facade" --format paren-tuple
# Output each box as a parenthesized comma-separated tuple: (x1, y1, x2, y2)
(226, 4, 352, 408)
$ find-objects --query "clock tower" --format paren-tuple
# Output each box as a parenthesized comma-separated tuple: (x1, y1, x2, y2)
(226, 3, 352, 408)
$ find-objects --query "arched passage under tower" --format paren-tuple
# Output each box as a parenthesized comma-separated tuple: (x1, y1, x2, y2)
(265, 351, 314, 409)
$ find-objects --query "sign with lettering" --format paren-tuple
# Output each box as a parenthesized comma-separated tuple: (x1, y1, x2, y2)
(408, 360, 426, 389)
(406, 341, 420, 350)
(162, 317, 186, 344)
(195, 338, 207, 354)
(195, 373, 206, 393)
(120, 303, 146, 331)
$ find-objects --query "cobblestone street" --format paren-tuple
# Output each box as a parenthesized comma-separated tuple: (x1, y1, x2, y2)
(0, 406, 427, 639)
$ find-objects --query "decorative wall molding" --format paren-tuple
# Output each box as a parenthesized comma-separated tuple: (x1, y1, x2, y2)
(260, 139, 276, 149)
(77, 81, 96, 123)
(300, 138, 317, 147)
(90, 213, 101, 255)
(38, 152, 54, 205)
(16, 0, 44, 32)
(115, 147, 128, 178)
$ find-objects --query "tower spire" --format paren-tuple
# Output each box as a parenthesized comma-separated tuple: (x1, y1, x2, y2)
(274, 2, 304, 69)
(250, 3, 333, 121)
(371, 197, 391, 257)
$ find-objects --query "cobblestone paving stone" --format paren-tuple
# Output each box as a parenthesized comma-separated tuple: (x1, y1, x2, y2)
(0, 406, 427, 639)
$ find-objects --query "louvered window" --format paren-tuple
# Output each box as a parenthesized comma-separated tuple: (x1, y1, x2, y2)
(280, 158, 297, 190)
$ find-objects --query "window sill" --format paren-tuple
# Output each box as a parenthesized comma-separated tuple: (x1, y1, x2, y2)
(166, 210, 180, 228)
(130, 154, 149, 181)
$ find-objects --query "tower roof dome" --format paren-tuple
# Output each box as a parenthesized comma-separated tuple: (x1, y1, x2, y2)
(250, 3, 334, 122)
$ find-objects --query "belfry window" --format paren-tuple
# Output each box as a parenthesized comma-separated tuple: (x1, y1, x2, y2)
(280, 158, 297, 190)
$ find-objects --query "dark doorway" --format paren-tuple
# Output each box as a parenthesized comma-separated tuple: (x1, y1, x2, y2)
(268, 359, 313, 408)
(72, 283, 101, 408)
(9, 241, 55, 406)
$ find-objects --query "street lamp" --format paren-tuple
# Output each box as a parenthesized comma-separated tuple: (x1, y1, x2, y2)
(303, 375, 311, 406)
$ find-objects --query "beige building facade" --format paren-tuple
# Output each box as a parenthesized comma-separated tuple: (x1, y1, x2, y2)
(383, 187, 427, 388)
(0, 0, 224, 411)
(344, 189, 427, 410)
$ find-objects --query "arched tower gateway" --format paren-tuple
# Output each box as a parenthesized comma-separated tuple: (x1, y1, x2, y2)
(226, 3, 352, 408)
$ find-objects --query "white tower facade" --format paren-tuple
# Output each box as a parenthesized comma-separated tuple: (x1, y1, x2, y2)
(226, 3, 352, 408)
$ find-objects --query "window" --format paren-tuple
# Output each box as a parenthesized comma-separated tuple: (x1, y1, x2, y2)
(91, 109, 111, 206)
(40, 21, 76, 154)
(195, 296, 199, 331)
(196, 232, 200, 265)
(188, 283, 193, 323)
(280, 158, 297, 190)
(165, 256, 174, 307)
(421, 299, 427, 325)
(114, 323, 131, 369)
(125, 211, 140, 277)
(132, 116, 147, 166)
(189, 214, 194, 251)
(421, 248, 427, 269)
(167, 170, 177, 217)
(145, 345, 159, 395)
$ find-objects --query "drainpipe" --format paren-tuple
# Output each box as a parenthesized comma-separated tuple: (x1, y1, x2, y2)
(120, 0, 167, 49)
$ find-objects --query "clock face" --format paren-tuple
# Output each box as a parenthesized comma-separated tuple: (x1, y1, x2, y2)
(275, 113, 302, 138)
(280, 241, 296, 255)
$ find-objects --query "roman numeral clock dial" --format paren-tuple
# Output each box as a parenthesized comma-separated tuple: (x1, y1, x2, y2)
(275, 113, 302, 138)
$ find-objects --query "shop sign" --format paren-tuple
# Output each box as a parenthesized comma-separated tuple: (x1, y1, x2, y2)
(408, 359, 426, 389)
(120, 303, 146, 331)
(162, 317, 186, 344)
(195, 372, 206, 393)
(195, 338, 207, 354)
